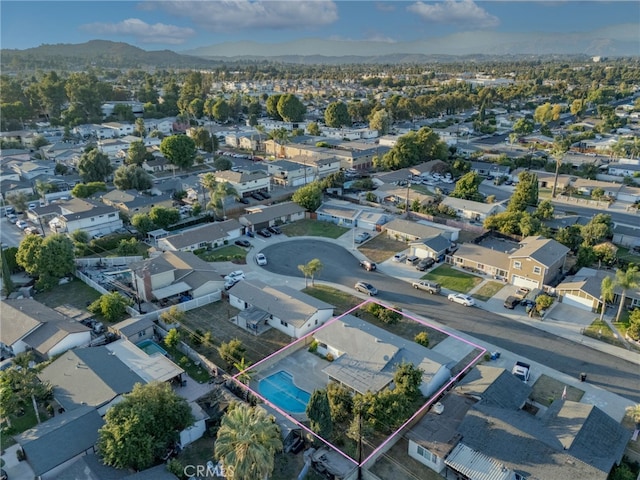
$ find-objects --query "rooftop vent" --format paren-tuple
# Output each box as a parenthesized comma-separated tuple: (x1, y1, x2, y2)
(432, 402, 444, 415)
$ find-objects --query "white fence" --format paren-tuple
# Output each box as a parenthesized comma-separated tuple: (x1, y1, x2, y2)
(76, 256, 143, 268)
(75, 269, 110, 296)
(127, 291, 223, 321)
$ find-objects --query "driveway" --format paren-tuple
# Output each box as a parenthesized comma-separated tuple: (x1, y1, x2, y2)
(545, 303, 596, 328)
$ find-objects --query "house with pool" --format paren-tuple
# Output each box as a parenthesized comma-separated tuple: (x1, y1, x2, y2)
(313, 315, 453, 397)
(228, 280, 335, 338)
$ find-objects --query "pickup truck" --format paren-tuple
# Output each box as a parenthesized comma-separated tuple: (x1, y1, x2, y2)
(512, 361, 531, 383)
(412, 280, 441, 294)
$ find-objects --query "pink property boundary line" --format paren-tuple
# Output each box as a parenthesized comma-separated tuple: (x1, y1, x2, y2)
(231, 297, 486, 468)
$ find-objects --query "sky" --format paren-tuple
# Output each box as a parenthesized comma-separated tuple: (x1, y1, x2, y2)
(1, 1, 639, 55)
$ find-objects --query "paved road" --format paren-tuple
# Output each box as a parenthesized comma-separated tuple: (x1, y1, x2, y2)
(261, 239, 640, 403)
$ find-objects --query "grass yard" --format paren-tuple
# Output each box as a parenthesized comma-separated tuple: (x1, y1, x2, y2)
(616, 246, 640, 265)
(35, 278, 101, 310)
(280, 219, 349, 238)
(422, 264, 483, 293)
(164, 344, 212, 383)
(530, 374, 584, 406)
(472, 281, 505, 302)
(1, 403, 52, 451)
(358, 234, 408, 264)
(582, 319, 624, 347)
(303, 285, 448, 348)
(197, 245, 248, 263)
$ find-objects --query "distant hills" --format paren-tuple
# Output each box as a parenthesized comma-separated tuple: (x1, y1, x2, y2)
(1, 30, 637, 72)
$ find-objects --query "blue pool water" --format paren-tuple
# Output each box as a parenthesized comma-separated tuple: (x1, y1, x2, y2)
(259, 370, 311, 414)
(136, 339, 167, 357)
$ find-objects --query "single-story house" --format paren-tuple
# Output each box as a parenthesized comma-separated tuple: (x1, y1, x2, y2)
(449, 243, 511, 280)
(101, 190, 174, 216)
(239, 201, 306, 233)
(571, 178, 622, 198)
(607, 161, 640, 178)
(469, 161, 510, 178)
(313, 315, 452, 397)
(440, 196, 505, 222)
(316, 201, 389, 231)
(0, 299, 91, 359)
(410, 234, 453, 260)
(105, 339, 184, 385)
(228, 280, 334, 338)
(612, 223, 640, 249)
(109, 316, 156, 343)
(15, 405, 104, 480)
(157, 219, 243, 252)
(383, 218, 453, 242)
(130, 251, 224, 303)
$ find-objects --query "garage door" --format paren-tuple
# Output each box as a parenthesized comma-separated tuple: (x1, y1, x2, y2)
(562, 294, 593, 311)
(511, 275, 539, 290)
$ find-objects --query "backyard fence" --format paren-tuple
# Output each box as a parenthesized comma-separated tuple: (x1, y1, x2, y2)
(75, 256, 143, 268)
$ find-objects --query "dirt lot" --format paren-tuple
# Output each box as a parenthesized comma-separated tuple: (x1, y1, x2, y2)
(359, 234, 408, 263)
(530, 374, 584, 406)
(180, 301, 293, 370)
(368, 437, 442, 480)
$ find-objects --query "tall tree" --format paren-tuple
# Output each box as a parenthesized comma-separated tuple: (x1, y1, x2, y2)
(324, 101, 351, 128)
(508, 171, 539, 211)
(214, 403, 282, 480)
(212, 99, 230, 123)
(277, 94, 306, 122)
(550, 139, 568, 198)
(78, 148, 113, 183)
(612, 266, 640, 323)
(292, 182, 322, 212)
(126, 140, 148, 166)
(450, 172, 483, 202)
(98, 382, 194, 470)
(191, 127, 218, 153)
(306, 389, 333, 439)
(16, 234, 75, 290)
(369, 109, 392, 135)
(160, 135, 197, 171)
(298, 258, 323, 287)
(599, 275, 615, 322)
(114, 165, 153, 191)
(265, 94, 283, 120)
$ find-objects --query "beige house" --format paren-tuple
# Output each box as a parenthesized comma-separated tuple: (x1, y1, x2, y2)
(440, 197, 505, 222)
(213, 170, 271, 198)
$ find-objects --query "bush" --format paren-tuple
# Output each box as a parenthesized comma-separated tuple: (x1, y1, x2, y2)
(326, 353, 334, 362)
(414, 331, 429, 347)
(308, 340, 318, 353)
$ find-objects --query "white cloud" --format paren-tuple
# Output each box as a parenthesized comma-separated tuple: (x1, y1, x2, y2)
(408, 0, 499, 28)
(159, 0, 338, 31)
(80, 18, 195, 44)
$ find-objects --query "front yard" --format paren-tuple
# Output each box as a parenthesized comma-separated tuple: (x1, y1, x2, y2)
(422, 264, 483, 293)
(357, 234, 408, 264)
(280, 219, 348, 238)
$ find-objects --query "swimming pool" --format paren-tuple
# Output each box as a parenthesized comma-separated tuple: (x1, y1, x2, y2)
(136, 339, 168, 357)
(259, 370, 311, 414)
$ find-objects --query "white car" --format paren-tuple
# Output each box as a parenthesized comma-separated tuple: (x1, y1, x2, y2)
(393, 253, 407, 263)
(255, 253, 267, 266)
(224, 270, 245, 282)
(16, 220, 28, 229)
(448, 293, 475, 307)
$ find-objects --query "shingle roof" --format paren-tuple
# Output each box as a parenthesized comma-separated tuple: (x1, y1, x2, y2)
(510, 236, 570, 267)
(411, 234, 451, 253)
(455, 365, 531, 410)
(384, 218, 446, 239)
(15, 406, 104, 476)
(22, 319, 90, 357)
(38, 347, 145, 411)
(0, 300, 43, 345)
(240, 201, 305, 225)
(111, 317, 156, 337)
(160, 219, 242, 250)
(453, 244, 511, 271)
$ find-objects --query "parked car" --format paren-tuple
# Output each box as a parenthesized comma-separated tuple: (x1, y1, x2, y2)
(255, 253, 267, 266)
(512, 361, 531, 383)
(257, 228, 272, 238)
(224, 270, 245, 282)
(503, 296, 520, 309)
(267, 226, 282, 235)
(6, 213, 18, 223)
(234, 239, 251, 248)
(360, 260, 377, 271)
(416, 257, 435, 271)
(354, 281, 378, 296)
(514, 287, 530, 299)
(406, 255, 420, 266)
(251, 193, 264, 201)
(393, 253, 407, 263)
(412, 280, 441, 294)
(447, 293, 475, 307)
(15, 220, 28, 229)
(354, 232, 371, 244)
(260, 191, 271, 199)
(238, 197, 250, 205)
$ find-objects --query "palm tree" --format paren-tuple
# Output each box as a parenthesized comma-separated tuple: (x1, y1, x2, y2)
(233, 358, 254, 386)
(599, 276, 615, 322)
(613, 266, 640, 323)
(551, 140, 568, 198)
(215, 403, 283, 480)
(209, 182, 238, 220)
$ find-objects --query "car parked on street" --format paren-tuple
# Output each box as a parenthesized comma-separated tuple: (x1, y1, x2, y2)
(412, 280, 441, 294)
(360, 260, 377, 271)
(15, 220, 28, 229)
(447, 293, 475, 307)
(354, 281, 378, 296)
(504, 296, 520, 309)
(255, 253, 267, 266)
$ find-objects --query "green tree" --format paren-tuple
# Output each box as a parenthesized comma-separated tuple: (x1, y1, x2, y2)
(599, 275, 615, 322)
(298, 258, 323, 287)
(533, 199, 554, 220)
(292, 182, 322, 212)
(160, 135, 197, 171)
(393, 362, 423, 400)
(306, 389, 333, 439)
(191, 127, 218, 153)
(116, 237, 139, 256)
(265, 94, 283, 120)
(160, 305, 185, 325)
(215, 403, 282, 480)
(135, 117, 147, 137)
(550, 139, 568, 198)
(612, 266, 640, 323)
(148, 206, 180, 229)
(508, 171, 539, 212)
(369, 109, 392, 135)
(277, 94, 305, 122)
(218, 339, 245, 368)
(212, 99, 230, 123)
(78, 148, 113, 183)
(71, 181, 107, 198)
(450, 171, 483, 202)
(555, 225, 583, 251)
(164, 328, 180, 348)
(88, 291, 133, 322)
(126, 140, 148, 166)
(131, 213, 156, 235)
(32, 135, 50, 149)
(214, 157, 233, 171)
(6, 192, 28, 213)
(114, 165, 153, 191)
(326, 382, 353, 424)
(16, 234, 75, 290)
(1, 247, 14, 296)
(512, 117, 534, 136)
(570, 99, 586, 119)
(98, 382, 194, 470)
(414, 331, 429, 347)
(324, 101, 351, 128)
(306, 122, 321, 136)
(580, 214, 612, 246)
(535, 294, 554, 313)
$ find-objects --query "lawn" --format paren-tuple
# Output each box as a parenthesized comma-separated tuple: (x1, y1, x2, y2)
(616, 246, 640, 265)
(530, 374, 584, 406)
(422, 264, 482, 293)
(472, 281, 505, 302)
(280, 219, 349, 238)
(197, 245, 248, 263)
(357, 234, 408, 264)
(582, 319, 624, 347)
(164, 344, 212, 383)
(302, 284, 362, 314)
(34, 277, 101, 310)
(1, 403, 52, 451)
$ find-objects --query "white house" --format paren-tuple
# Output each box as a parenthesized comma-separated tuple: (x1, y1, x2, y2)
(157, 219, 243, 252)
(47, 198, 123, 237)
(313, 315, 452, 397)
(213, 170, 271, 198)
(440, 197, 505, 222)
(228, 280, 334, 338)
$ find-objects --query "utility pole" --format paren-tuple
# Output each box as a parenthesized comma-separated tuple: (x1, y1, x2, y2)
(405, 175, 412, 219)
